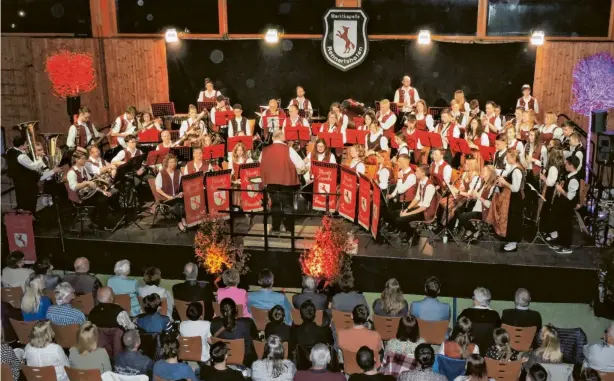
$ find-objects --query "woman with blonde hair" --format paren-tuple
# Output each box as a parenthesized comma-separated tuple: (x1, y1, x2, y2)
(517, 110, 534, 142)
(453, 354, 489, 381)
(485, 328, 519, 361)
(373, 278, 409, 317)
(454, 90, 471, 113)
(540, 112, 563, 144)
(524, 325, 563, 370)
(251, 334, 296, 381)
(68, 322, 111, 373)
(497, 149, 525, 252)
(440, 316, 479, 359)
(24, 321, 69, 381)
(348, 144, 366, 176)
(229, 141, 253, 181)
(21, 274, 52, 321)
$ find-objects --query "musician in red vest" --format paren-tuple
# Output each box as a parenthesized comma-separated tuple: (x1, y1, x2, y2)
(377, 99, 397, 140)
(384, 154, 417, 234)
(197, 78, 222, 102)
(110, 106, 138, 151)
(155, 154, 186, 232)
(287, 86, 313, 118)
(260, 130, 306, 234)
(393, 76, 420, 111)
(259, 99, 286, 138)
(429, 148, 452, 190)
(282, 105, 309, 130)
(228, 104, 252, 137)
(67, 107, 100, 152)
(516, 84, 539, 114)
(209, 95, 232, 130)
(436, 109, 460, 163)
(157, 130, 173, 150)
(85, 146, 116, 178)
(482, 101, 501, 134)
(111, 135, 144, 168)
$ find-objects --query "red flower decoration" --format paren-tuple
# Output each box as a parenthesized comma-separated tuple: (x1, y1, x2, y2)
(45, 50, 97, 99)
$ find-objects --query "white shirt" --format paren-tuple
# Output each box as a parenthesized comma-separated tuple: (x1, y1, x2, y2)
(524, 144, 548, 170)
(85, 157, 106, 176)
(545, 166, 559, 187)
(228, 117, 252, 137)
(565, 170, 580, 201)
(472, 185, 495, 212)
(365, 130, 389, 152)
(24, 343, 69, 381)
(287, 97, 313, 114)
(508, 166, 523, 193)
(67, 166, 90, 192)
(228, 156, 253, 176)
(378, 111, 397, 131)
(112, 114, 137, 148)
(180, 117, 206, 138)
(508, 139, 525, 158)
(469, 132, 490, 147)
(516, 96, 539, 113)
(66, 121, 99, 148)
(541, 124, 564, 142)
(393, 86, 421, 108)
(438, 122, 461, 149)
(112, 148, 140, 164)
(377, 165, 390, 190)
(415, 178, 436, 208)
(197, 89, 221, 102)
(433, 160, 452, 184)
(138, 285, 174, 318)
(179, 320, 212, 362)
(583, 343, 614, 372)
(485, 114, 502, 132)
(16, 148, 46, 172)
(415, 113, 435, 132)
(155, 170, 182, 197)
(390, 168, 416, 197)
(349, 159, 365, 175)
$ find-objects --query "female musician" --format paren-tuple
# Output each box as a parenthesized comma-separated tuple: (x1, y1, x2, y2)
(323, 112, 341, 133)
(483, 101, 500, 134)
(197, 78, 222, 102)
(505, 107, 523, 132)
(301, 138, 336, 206)
(330, 102, 349, 130)
(183, 146, 205, 175)
(414, 100, 434, 132)
(229, 142, 253, 181)
(157, 130, 173, 150)
(210, 95, 232, 133)
(155, 154, 186, 232)
(348, 144, 366, 176)
(517, 110, 534, 142)
(466, 117, 489, 148)
(454, 90, 471, 113)
(393, 132, 411, 160)
(440, 155, 481, 227)
(523, 129, 548, 179)
(403, 115, 425, 164)
(468, 99, 484, 120)
(539, 147, 564, 243)
(450, 100, 466, 129)
(259, 99, 286, 137)
(179, 105, 206, 144)
(497, 149, 525, 252)
(458, 165, 497, 241)
(506, 126, 524, 157)
(140, 112, 163, 131)
(540, 112, 563, 144)
(362, 111, 377, 132)
(365, 118, 389, 155)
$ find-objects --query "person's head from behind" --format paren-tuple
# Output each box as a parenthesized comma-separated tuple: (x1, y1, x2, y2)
(414, 343, 435, 370)
(356, 346, 376, 372)
(114, 259, 131, 277)
(22, 274, 45, 313)
(268, 305, 285, 325)
(162, 334, 179, 360)
(74, 257, 90, 273)
(352, 304, 369, 326)
(465, 354, 487, 380)
(338, 273, 355, 293)
(472, 287, 491, 308)
(264, 335, 287, 378)
(76, 321, 99, 354)
(144, 267, 161, 286)
(526, 364, 548, 381)
(396, 315, 420, 343)
(183, 262, 198, 281)
(309, 343, 331, 370)
(451, 316, 473, 359)
(122, 329, 141, 352)
(493, 328, 514, 361)
(537, 325, 563, 362)
(186, 302, 203, 321)
(30, 321, 55, 348)
(142, 293, 162, 315)
(424, 276, 441, 298)
(578, 368, 601, 381)
(33, 257, 53, 275)
(302, 275, 317, 292)
(96, 287, 114, 304)
(299, 300, 316, 323)
(210, 341, 229, 365)
(381, 278, 405, 315)
(222, 268, 240, 288)
(55, 282, 75, 305)
(6, 250, 26, 269)
(514, 288, 531, 308)
(258, 268, 274, 289)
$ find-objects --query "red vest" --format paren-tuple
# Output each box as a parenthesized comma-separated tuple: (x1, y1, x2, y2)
(229, 118, 248, 135)
(109, 116, 131, 148)
(202, 91, 218, 102)
(77, 122, 96, 148)
(284, 117, 305, 129)
(415, 118, 427, 131)
(429, 161, 450, 188)
(518, 96, 536, 110)
(437, 122, 456, 142)
(291, 98, 310, 110)
(530, 144, 543, 175)
(399, 169, 417, 202)
(157, 143, 171, 150)
(123, 148, 142, 161)
(67, 167, 87, 203)
(87, 158, 107, 168)
(420, 179, 438, 221)
(185, 161, 204, 175)
(398, 87, 416, 105)
(488, 115, 496, 127)
(261, 143, 299, 186)
(540, 126, 559, 144)
(160, 170, 180, 197)
(519, 129, 530, 142)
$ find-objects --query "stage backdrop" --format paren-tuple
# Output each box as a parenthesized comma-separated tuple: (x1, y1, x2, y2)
(167, 40, 536, 117)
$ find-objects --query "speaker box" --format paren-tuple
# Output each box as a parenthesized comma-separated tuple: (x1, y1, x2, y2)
(597, 131, 614, 164)
(592, 111, 608, 133)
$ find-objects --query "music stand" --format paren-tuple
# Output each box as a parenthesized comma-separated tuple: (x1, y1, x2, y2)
(146, 148, 169, 167)
(417, 131, 443, 149)
(449, 138, 471, 157)
(151, 102, 176, 118)
(318, 132, 344, 149)
(284, 127, 311, 142)
(352, 117, 364, 128)
(227, 136, 253, 152)
(112, 154, 146, 232)
(197, 101, 216, 113)
(345, 129, 368, 145)
(478, 146, 496, 163)
(203, 144, 225, 162)
(138, 128, 160, 144)
(170, 146, 191, 163)
(311, 123, 323, 136)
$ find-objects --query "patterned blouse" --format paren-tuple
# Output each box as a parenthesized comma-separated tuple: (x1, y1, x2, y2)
(386, 338, 426, 357)
(484, 345, 520, 361)
(1, 344, 20, 381)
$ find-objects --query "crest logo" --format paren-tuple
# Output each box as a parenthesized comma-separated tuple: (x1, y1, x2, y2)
(343, 189, 352, 204)
(190, 195, 201, 211)
(213, 191, 227, 206)
(14, 233, 27, 248)
(322, 8, 369, 71)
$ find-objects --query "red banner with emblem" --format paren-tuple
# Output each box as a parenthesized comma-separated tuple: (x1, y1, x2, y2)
(357, 173, 371, 230)
(338, 166, 357, 222)
(182, 173, 206, 227)
(239, 163, 263, 212)
(312, 161, 338, 212)
(371, 183, 381, 239)
(5, 212, 36, 263)
(206, 169, 232, 219)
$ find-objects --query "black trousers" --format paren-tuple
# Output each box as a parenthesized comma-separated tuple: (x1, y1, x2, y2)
(554, 199, 574, 248)
(14, 181, 38, 214)
(395, 210, 425, 236)
(458, 211, 482, 231)
(163, 198, 185, 221)
(266, 184, 298, 231)
(83, 192, 110, 225)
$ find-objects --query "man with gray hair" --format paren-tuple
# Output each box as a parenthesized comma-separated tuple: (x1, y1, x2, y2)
(294, 343, 345, 381)
(172, 262, 214, 320)
(502, 288, 542, 331)
(292, 275, 327, 310)
(62, 257, 102, 303)
(45, 282, 86, 325)
(113, 329, 154, 376)
(583, 322, 614, 372)
(458, 287, 501, 356)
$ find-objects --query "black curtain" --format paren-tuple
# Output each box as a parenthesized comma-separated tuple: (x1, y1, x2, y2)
(167, 40, 536, 117)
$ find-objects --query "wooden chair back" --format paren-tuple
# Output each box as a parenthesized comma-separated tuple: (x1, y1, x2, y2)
(71, 293, 95, 315)
(342, 349, 362, 375)
(153, 377, 169, 381)
(178, 336, 202, 362)
(64, 366, 102, 381)
(137, 295, 168, 316)
(373, 315, 402, 341)
(212, 302, 244, 318)
(21, 365, 57, 381)
(114, 294, 132, 314)
(51, 323, 80, 349)
(331, 309, 354, 331)
(485, 358, 523, 381)
(250, 307, 270, 332)
(210, 338, 245, 365)
(501, 324, 537, 352)
(1, 287, 23, 308)
(291, 308, 324, 326)
(9, 318, 38, 344)
(254, 340, 289, 359)
(1, 364, 14, 381)
(175, 300, 204, 321)
(599, 373, 614, 381)
(416, 318, 449, 344)
(148, 178, 166, 203)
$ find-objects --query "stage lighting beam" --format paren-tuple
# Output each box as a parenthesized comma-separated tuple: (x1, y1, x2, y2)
(265, 29, 280, 44)
(165, 28, 179, 43)
(418, 30, 431, 45)
(531, 31, 545, 46)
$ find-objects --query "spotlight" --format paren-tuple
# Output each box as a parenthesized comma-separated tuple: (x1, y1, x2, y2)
(418, 30, 431, 45)
(531, 31, 545, 46)
(11, 23, 16, 29)
(165, 28, 179, 43)
(18, 10, 26, 17)
(264, 29, 279, 44)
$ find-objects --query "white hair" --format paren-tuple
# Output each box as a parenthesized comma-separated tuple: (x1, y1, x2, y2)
(473, 287, 491, 307)
(55, 282, 75, 305)
(114, 260, 131, 276)
(514, 288, 531, 308)
(21, 274, 45, 313)
(302, 276, 316, 291)
(310, 343, 331, 367)
(184, 262, 198, 281)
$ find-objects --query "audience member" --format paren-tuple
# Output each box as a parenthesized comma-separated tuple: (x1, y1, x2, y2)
(293, 276, 327, 310)
(88, 287, 136, 330)
(410, 276, 451, 321)
(107, 259, 141, 316)
(152, 334, 198, 381)
(290, 300, 334, 354)
(331, 273, 368, 313)
(199, 341, 245, 381)
(24, 321, 69, 381)
(1, 250, 33, 288)
(33, 257, 62, 291)
(526, 363, 549, 381)
(1, 327, 21, 381)
(294, 343, 345, 381)
(372, 278, 409, 317)
(46, 282, 86, 325)
(501, 288, 542, 330)
(251, 334, 296, 381)
(398, 344, 447, 381)
(583, 322, 614, 372)
(440, 316, 479, 358)
(523, 325, 563, 370)
(453, 354, 489, 381)
(172, 262, 214, 320)
(248, 269, 292, 325)
(113, 329, 154, 377)
(485, 328, 519, 361)
(136, 293, 171, 334)
(178, 302, 212, 363)
(265, 305, 291, 342)
(349, 346, 395, 381)
(210, 297, 259, 366)
(458, 287, 501, 355)
(139, 267, 174, 318)
(338, 305, 383, 367)
(217, 268, 250, 317)
(578, 368, 602, 381)
(385, 315, 425, 357)
(68, 321, 112, 373)
(21, 274, 52, 321)
(62, 257, 102, 300)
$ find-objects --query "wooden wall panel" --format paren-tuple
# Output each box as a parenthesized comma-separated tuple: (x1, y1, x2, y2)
(533, 42, 614, 132)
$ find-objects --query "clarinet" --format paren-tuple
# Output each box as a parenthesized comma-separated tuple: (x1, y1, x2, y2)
(552, 169, 565, 204)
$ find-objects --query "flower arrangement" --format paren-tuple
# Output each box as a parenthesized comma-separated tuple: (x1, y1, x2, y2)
(194, 218, 250, 276)
(45, 50, 97, 99)
(571, 52, 614, 116)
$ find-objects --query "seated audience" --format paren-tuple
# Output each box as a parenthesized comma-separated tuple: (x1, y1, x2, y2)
(251, 334, 296, 381)
(33, 257, 62, 291)
(526, 363, 549, 381)
(385, 315, 424, 357)
(24, 321, 69, 381)
(440, 316, 480, 358)
(293, 275, 328, 310)
(523, 325, 564, 370)
(338, 305, 383, 367)
(68, 321, 112, 373)
(21, 274, 52, 321)
(453, 354, 489, 381)
(331, 273, 368, 313)
(294, 343, 344, 381)
(265, 305, 291, 342)
(46, 282, 86, 325)
(88, 287, 136, 330)
(398, 344, 447, 381)
(2, 327, 21, 381)
(248, 268, 292, 325)
(172, 262, 214, 320)
(578, 368, 602, 381)
(107, 259, 141, 316)
(62, 257, 101, 299)
(136, 293, 171, 334)
(349, 346, 395, 381)
(113, 329, 154, 377)
(410, 276, 451, 321)
(210, 298, 259, 366)
(199, 341, 245, 381)
(178, 302, 211, 363)
(1, 250, 34, 288)
(139, 267, 174, 318)
(485, 328, 520, 361)
(501, 288, 542, 330)
(152, 334, 198, 381)
(217, 268, 250, 317)
(373, 278, 409, 317)
(458, 287, 501, 355)
(290, 300, 334, 353)
(583, 322, 614, 372)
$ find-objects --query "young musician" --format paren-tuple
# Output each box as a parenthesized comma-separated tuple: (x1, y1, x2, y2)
(322, 111, 346, 145)
(435, 109, 460, 155)
(85, 146, 115, 178)
(466, 117, 489, 148)
(375, 153, 394, 191)
(67, 107, 99, 151)
(523, 129, 548, 177)
(567, 133, 585, 180)
(260, 99, 286, 136)
(282, 104, 309, 130)
(560, 120, 575, 150)
(229, 142, 253, 180)
(111, 135, 144, 167)
(454, 90, 471, 113)
(155, 154, 186, 232)
(483, 101, 501, 134)
(440, 155, 481, 227)
(458, 165, 497, 240)
(540, 112, 563, 144)
(516, 84, 539, 113)
(403, 115, 423, 164)
(493, 134, 508, 173)
(179, 105, 206, 139)
(362, 111, 377, 132)
(385, 154, 417, 221)
(110, 106, 138, 150)
(365, 118, 389, 155)
(287, 86, 313, 118)
(540, 148, 564, 243)
(494, 105, 505, 126)
(157, 130, 173, 150)
(393, 75, 420, 111)
(210, 95, 232, 131)
(377, 99, 398, 138)
(330, 102, 349, 130)
(497, 149, 525, 252)
(414, 100, 434, 132)
(348, 144, 366, 175)
(450, 100, 466, 128)
(469, 99, 484, 120)
(197, 78, 222, 102)
(395, 164, 438, 243)
(507, 107, 524, 132)
(429, 148, 452, 189)
(549, 156, 580, 254)
(141, 111, 163, 131)
(506, 126, 525, 157)
(304, 138, 336, 182)
(393, 132, 411, 160)
(517, 110, 534, 142)
(228, 104, 251, 137)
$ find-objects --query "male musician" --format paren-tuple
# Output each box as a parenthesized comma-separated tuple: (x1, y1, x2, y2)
(210, 95, 231, 129)
(494, 105, 505, 126)
(111, 135, 143, 167)
(228, 104, 251, 137)
(385, 154, 417, 232)
(516, 84, 539, 114)
(560, 120, 575, 150)
(511, 107, 524, 131)
(483, 101, 501, 134)
(180, 105, 206, 139)
(566, 133, 585, 180)
(395, 164, 438, 244)
(67, 151, 113, 230)
(330, 102, 349, 130)
(287, 86, 313, 118)
(197, 78, 222, 102)
(67, 107, 99, 152)
(429, 148, 452, 190)
(110, 106, 138, 150)
(282, 105, 309, 129)
(183, 146, 213, 175)
(436, 109, 460, 158)
(377, 100, 397, 138)
(393, 76, 420, 111)
(549, 156, 580, 254)
(155, 154, 186, 231)
(260, 130, 306, 234)
(85, 146, 115, 178)
(493, 134, 508, 174)
(157, 130, 173, 150)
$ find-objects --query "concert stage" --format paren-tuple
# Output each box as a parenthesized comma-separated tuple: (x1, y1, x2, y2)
(30, 207, 601, 304)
